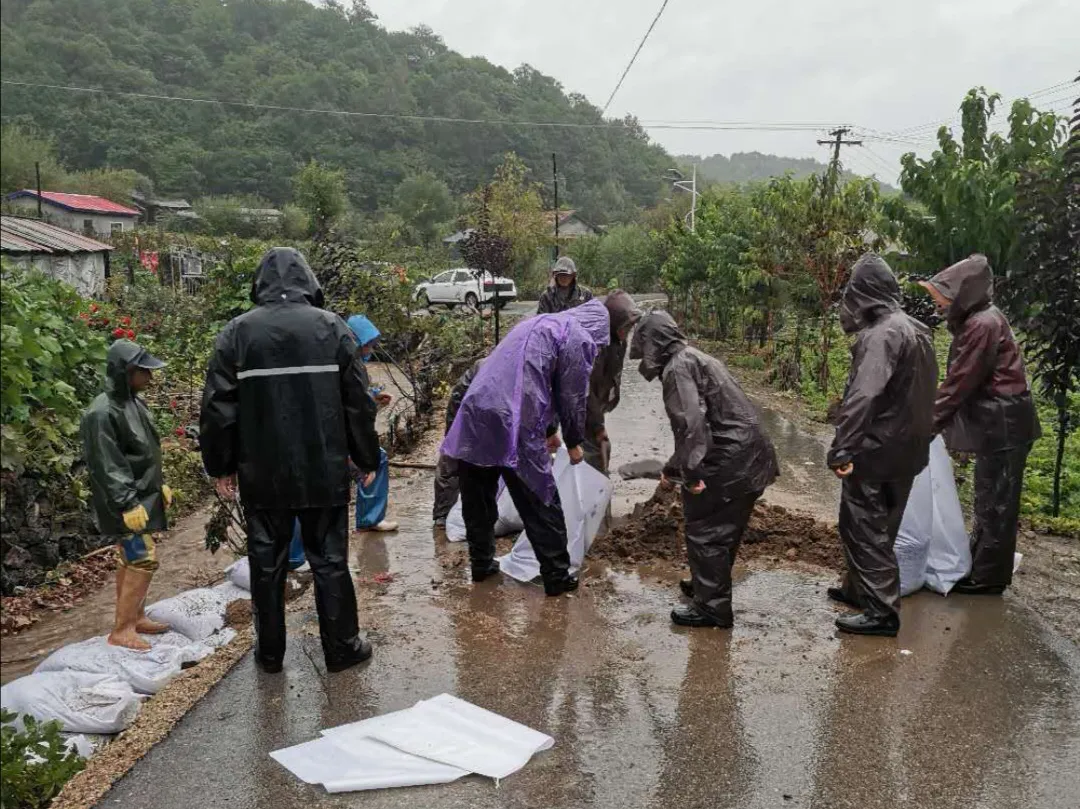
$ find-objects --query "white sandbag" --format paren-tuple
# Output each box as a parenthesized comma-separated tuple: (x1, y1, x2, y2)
(226, 557, 251, 591)
(895, 468, 932, 596)
(212, 580, 251, 603)
(499, 447, 612, 583)
(445, 482, 522, 542)
(144, 587, 229, 642)
(34, 635, 197, 695)
(1, 672, 141, 734)
(922, 436, 971, 594)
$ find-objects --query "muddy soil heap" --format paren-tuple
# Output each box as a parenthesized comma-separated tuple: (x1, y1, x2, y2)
(596, 484, 845, 572)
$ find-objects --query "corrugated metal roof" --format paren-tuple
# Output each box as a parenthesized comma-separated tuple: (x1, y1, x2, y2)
(0, 216, 115, 254)
(6, 190, 140, 216)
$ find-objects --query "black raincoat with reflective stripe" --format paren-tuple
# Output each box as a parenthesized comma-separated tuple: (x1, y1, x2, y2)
(200, 248, 380, 510)
(81, 340, 167, 535)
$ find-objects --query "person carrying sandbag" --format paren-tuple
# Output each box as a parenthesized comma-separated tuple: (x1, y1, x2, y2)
(81, 339, 172, 651)
(441, 298, 610, 595)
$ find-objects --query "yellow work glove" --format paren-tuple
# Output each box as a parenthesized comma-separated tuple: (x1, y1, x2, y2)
(162, 485, 173, 508)
(122, 505, 149, 533)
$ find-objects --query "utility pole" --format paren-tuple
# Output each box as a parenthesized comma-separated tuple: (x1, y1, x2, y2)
(817, 127, 862, 197)
(665, 165, 699, 233)
(552, 152, 560, 261)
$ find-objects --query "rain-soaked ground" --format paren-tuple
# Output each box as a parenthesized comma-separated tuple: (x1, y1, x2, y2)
(38, 369, 1080, 808)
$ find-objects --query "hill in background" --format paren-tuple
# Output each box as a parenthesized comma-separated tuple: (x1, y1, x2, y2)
(679, 151, 897, 192)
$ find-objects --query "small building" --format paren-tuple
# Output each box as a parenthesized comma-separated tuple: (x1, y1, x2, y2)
(547, 210, 600, 238)
(1, 215, 113, 297)
(4, 190, 140, 238)
(131, 191, 197, 226)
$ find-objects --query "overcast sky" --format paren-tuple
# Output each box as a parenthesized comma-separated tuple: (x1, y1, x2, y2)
(364, 0, 1077, 182)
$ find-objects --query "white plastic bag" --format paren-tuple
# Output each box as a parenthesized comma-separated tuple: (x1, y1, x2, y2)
(34, 635, 202, 695)
(445, 481, 522, 542)
(226, 557, 251, 591)
(144, 587, 229, 642)
(922, 436, 971, 594)
(1, 672, 141, 734)
(271, 694, 552, 792)
(895, 469, 932, 595)
(369, 694, 555, 780)
(499, 447, 612, 583)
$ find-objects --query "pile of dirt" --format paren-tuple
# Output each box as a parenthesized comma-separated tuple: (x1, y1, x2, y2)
(224, 599, 250, 629)
(596, 484, 844, 572)
(1, 548, 116, 636)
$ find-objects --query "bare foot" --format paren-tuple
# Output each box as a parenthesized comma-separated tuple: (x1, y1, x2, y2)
(136, 618, 169, 634)
(108, 628, 151, 651)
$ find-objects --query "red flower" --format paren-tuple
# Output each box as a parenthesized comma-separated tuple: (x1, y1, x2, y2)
(126, 329, 136, 339)
(169, 399, 178, 410)
(112, 327, 126, 338)
(174, 428, 185, 437)
(100, 317, 109, 326)
(78, 312, 90, 320)
(120, 316, 132, 326)
(89, 303, 99, 313)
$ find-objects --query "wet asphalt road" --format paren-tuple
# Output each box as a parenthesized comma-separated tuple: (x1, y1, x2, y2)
(100, 368, 1080, 809)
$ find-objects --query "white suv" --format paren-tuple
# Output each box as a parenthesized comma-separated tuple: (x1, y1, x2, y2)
(414, 268, 517, 309)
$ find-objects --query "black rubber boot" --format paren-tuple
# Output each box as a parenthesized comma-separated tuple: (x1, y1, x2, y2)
(471, 561, 501, 583)
(671, 603, 733, 628)
(544, 576, 579, 597)
(835, 612, 900, 637)
(679, 579, 694, 598)
(827, 587, 861, 608)
(255, 654, 283, 674)
(951, 579, 1006, 595)
(325, 637, 373, 673)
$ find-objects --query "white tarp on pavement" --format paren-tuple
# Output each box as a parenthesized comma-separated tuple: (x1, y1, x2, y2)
(271, 694, 553, 793)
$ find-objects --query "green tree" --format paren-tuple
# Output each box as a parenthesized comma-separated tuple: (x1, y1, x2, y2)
(292, 159, 348, 237)
(1010, 91, 1079, 518)
(466, 153, 547, 274)
(0, 126, 66, 195)
(65, 167, 152, 204)
(393, 172, 454, 246)
(889, 87, 1064, 276)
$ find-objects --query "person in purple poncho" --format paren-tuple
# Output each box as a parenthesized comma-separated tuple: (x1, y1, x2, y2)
(441, 297, 611, 595)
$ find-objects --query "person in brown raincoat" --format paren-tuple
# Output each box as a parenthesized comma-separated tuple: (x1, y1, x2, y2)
(583, 290, 642, 476)
(827, 254, 937, 636)
(920, 254, 1040, 595)
(630, 310, 779, 628)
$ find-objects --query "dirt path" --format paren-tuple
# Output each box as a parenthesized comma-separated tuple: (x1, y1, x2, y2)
(0, 506, 230, 683)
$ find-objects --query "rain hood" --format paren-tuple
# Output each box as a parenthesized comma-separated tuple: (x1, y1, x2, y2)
(839, 254, 902, 334)
(926, 254, 993, 328)
(630, 310, 687, 381)
(250, 247, 325, 308)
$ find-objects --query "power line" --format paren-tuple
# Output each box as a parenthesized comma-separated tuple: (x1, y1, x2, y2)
(600, 0, 672, 116)
(0, 78, 849, 133)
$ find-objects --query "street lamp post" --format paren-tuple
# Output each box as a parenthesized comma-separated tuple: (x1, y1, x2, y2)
(665, 165, 699, 233)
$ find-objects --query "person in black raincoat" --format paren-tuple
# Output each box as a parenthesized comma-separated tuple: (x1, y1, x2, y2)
(432, 358, 484, 526)
(200, 247, 380, 673)
(81, 339, 172, 651)
(630, 311, 779, 628)
(827, 254, 937, 636)
(536, 256, 593, 314)
(920, 254, 1040, 594)
(583, 290, 642, 476)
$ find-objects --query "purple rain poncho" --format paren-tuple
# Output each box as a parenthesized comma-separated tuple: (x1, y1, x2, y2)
(441, 298, 611, 504)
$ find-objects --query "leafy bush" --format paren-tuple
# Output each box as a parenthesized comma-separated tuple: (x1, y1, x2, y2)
(0, 265, 107, 483)
(0, 709, 86, 809)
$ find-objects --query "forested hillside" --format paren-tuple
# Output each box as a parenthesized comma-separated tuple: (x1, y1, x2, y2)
(0, 0, 670, 221)
(680, 151, 896, 191)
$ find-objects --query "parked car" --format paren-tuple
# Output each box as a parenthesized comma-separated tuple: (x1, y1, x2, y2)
(414, 268, 517, 309)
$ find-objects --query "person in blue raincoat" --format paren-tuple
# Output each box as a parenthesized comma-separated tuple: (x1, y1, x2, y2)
(346, 315, 398, 534)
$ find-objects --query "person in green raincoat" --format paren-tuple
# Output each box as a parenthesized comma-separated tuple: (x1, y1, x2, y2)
(81, 339, 172, 651)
